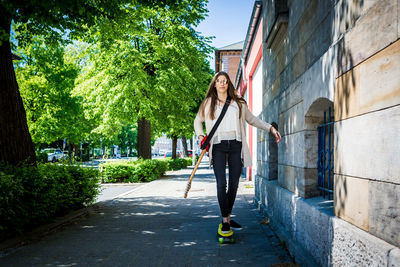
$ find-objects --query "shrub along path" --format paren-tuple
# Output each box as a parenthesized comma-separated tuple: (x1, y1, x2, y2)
(0, 160, 295, 266)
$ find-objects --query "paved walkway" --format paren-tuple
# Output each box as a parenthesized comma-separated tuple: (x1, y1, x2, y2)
(0, 161, 295, 266)
(97, 183, 146, 202)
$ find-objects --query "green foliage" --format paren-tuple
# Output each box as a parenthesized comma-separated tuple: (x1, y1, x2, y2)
(5, 0, 213, 164)
(1, 0, 132, 166)
(100, 159, 169, 183)
(131, 159, 168, 182)
(0, 163, 100, 240)
(101, 163, 135, 183)
(73, 0, 213, 142)
(100, 157, 193, 183)
(14, 35, 90, 146)
(81, 154, 90, 162)
(1, 0, 125, 46)
(117, 124, 138, 155)
(36, 151, 48, 163)
(166, 158, 189, 170)
(183, 157, 193, 167)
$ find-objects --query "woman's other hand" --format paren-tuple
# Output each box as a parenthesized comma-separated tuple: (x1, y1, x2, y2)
(198, 135, 204, 143)
(270, 127, 282, 143)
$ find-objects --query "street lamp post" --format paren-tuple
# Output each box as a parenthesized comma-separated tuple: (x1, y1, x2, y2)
(192, 134, 196, 166)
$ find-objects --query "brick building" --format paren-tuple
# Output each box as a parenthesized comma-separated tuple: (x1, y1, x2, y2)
(215, 41, 243, 82)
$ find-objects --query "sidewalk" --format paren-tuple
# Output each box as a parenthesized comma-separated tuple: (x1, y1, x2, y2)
(0, 160, 295, 266)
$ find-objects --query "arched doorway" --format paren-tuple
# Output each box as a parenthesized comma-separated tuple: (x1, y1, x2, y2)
(304, 98, 334, 198)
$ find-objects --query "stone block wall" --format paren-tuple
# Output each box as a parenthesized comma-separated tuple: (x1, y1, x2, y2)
(254, 185, 400, 266)
(262, 0, 337, 198)
(257, 0, 400, 264)
(333, 0, 400, 248)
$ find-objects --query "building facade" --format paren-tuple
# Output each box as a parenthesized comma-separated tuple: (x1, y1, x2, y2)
(242, 0, 400, 266)
(152, 134, 186, 155)
(215, 41, 244, 82)
(235, 1, 264, 181)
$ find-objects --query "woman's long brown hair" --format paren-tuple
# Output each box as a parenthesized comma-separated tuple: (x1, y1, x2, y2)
(199, 71, 247, 120)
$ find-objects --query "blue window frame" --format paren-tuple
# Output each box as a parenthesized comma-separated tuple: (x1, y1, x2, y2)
(317, 107, 334, 199)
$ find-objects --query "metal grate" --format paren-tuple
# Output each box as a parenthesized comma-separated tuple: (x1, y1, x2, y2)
(317, 107, 334, 199)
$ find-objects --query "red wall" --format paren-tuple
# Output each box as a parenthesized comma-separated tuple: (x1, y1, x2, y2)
(239, 18, 263, 181)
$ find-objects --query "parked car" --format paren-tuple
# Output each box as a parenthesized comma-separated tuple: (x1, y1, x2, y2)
(164, 151, 182, 158)
(41, 148, 65, 162)
(187, 150, 193, 158)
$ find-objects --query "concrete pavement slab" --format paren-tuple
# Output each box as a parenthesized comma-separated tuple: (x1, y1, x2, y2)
(0, 161, 295, 266)
(97, 183, 147, 202)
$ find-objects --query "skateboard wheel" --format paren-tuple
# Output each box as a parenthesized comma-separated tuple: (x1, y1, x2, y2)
(218, 237, 224, 244)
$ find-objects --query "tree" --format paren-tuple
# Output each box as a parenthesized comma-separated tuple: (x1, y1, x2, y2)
(0, 0, 123, 165)
(73, 0, 213, 159)
(117, 124, 138, 155)
(15, 35, 90, 148)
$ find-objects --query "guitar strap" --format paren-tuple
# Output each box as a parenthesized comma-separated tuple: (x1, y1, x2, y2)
(200, 95, 232, 150)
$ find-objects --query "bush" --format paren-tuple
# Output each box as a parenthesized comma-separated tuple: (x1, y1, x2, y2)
(101, 164, 134, 183)
(100, 157, 194, 183)
(36, 151, 48, 163)
(130, 159, 168, 182)
(100, 159, 169, 183)
(166, 158, 188, 170)
(0, 163, 100, 240)
(81, 154, 90, 162)
(184, 157, 193, 166)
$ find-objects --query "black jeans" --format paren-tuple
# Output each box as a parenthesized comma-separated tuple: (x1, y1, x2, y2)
(212, 140, 242, 218)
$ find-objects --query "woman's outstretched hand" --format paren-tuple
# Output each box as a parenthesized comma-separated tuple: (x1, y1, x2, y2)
(270, 127, 282, 143)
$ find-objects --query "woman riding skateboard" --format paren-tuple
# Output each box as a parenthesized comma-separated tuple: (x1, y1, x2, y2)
(194, 71, 281, 234)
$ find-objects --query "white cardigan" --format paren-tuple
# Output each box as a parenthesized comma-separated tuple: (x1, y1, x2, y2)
(212, 101, 241, 144)
(194, 98, 272, 167)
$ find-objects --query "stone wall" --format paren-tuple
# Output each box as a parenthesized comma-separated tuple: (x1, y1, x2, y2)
(262, 0, 337, 198)
(333, 0, 400, 248)
(254, 184, 400, 266)
(257, 0, 400, 264)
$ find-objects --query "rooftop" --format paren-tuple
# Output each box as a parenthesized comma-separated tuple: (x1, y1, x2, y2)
(217, 40, 244, 51)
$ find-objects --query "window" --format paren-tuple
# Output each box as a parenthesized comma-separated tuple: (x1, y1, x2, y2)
(222, 56, 228, 73)
(317, 107, 334, 199)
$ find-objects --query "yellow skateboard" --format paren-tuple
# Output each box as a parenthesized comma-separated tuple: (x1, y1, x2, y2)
(217, 223, 235, 244)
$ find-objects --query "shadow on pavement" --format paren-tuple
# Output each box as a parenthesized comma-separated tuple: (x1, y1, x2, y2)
(0, 193, 288, 266)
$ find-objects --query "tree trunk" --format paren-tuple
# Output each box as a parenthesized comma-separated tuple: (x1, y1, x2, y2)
(172, 135, 177, 159)
(68, 142, 73, 159)
(137, 117, 151, 159)
(0, 19, 36, 165)
(181, 136, 188, 157)
(73, 144, 79, 158)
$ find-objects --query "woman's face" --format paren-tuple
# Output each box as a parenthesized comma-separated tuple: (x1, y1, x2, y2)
(215, 75, 229, 95)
